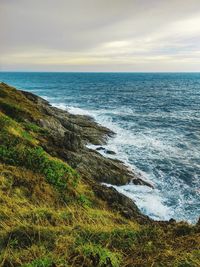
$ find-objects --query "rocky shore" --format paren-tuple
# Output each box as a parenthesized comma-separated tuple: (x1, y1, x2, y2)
(0, 82, 199, 267)
(22, 89, 152, 187)
(21, 87, 153, 223)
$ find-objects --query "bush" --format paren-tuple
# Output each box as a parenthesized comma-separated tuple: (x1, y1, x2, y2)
(0, 145, 79, 191)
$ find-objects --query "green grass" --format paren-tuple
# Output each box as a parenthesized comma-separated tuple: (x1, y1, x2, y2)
(0, 145, 79, 191)
(0, 112, 79, 192)
(22, 258, 54, 267)
(22, 122, 49, 135)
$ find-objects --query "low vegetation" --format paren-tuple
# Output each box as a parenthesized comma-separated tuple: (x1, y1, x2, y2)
(0, 83, 199, 266)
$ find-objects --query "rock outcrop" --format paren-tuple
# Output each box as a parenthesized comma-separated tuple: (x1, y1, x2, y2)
(21, 89, 152, 187)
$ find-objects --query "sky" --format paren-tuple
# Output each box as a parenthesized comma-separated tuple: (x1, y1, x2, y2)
(1, 0, 200, 72)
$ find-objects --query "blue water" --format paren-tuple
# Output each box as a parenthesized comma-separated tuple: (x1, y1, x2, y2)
(0, 72, 200, 223)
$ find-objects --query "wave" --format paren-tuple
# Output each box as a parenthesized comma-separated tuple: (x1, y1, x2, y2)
(50, 103, 178, 221)
(104, 183, 173, 221)
(47, 102, 199, 223)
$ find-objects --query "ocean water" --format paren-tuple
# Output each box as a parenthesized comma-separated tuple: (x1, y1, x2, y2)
(0, 72, 200, 223)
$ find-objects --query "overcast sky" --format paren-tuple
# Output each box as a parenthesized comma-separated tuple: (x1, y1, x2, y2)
(1, 0, 200, 72)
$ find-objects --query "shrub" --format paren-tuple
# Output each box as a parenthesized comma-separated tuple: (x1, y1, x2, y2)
(0, 145, 79, 191)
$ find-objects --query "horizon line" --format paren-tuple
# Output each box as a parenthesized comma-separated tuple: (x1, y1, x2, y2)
(1, 71, 200, 74)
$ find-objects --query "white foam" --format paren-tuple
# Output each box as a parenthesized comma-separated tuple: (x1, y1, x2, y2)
(51, 102, 68, 110)
(78, 108, 174, 221)
(52, 103, 94, 117)
(41, 95, 56, 102)
(86, 144, 118, 160)
(51, 104, 172, 220)
(45, 102, 199, 223)
(104, 183, 174, 221)
(67, 106, 92, 116)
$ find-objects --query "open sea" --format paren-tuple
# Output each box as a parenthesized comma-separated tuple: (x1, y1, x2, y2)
(0, 72, 200, 223)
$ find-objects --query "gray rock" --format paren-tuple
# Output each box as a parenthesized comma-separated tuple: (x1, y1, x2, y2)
(21, 89, 152, 187)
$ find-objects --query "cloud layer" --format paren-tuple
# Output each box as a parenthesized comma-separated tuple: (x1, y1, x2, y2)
(1, 0, 200, 71)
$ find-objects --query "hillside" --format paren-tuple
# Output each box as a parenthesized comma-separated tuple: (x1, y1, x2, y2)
(0, 82, 199, 267)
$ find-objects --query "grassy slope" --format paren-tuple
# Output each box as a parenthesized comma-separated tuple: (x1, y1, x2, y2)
(0, 83, 199, 267)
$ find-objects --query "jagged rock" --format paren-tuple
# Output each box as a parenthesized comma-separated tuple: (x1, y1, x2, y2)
(96, 146, 105, 151)
(106, 149, 116, 155)
(63, 130, 83, 151)
(96, 147, 116, 155)
(19, 89, 150, 187)
(92, 182, 151, 224)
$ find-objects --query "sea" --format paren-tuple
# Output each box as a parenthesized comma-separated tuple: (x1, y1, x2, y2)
(0, 72, 199, 224)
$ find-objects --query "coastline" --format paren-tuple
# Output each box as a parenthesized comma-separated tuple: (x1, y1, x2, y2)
(45, 97, 178, 222)
(1, 82, 152, 222)
(21, 88, 152, 187)
(1, 72, 199, 224)
(22, 88, 156, 222)
(16, 86, 199, 224)
(0, 82, 200, 266)
(53, 106, 154, 184)
(0, 82, 198, 223)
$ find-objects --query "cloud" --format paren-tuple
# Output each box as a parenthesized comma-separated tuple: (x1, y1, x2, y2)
(0, 0, 200, 71)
